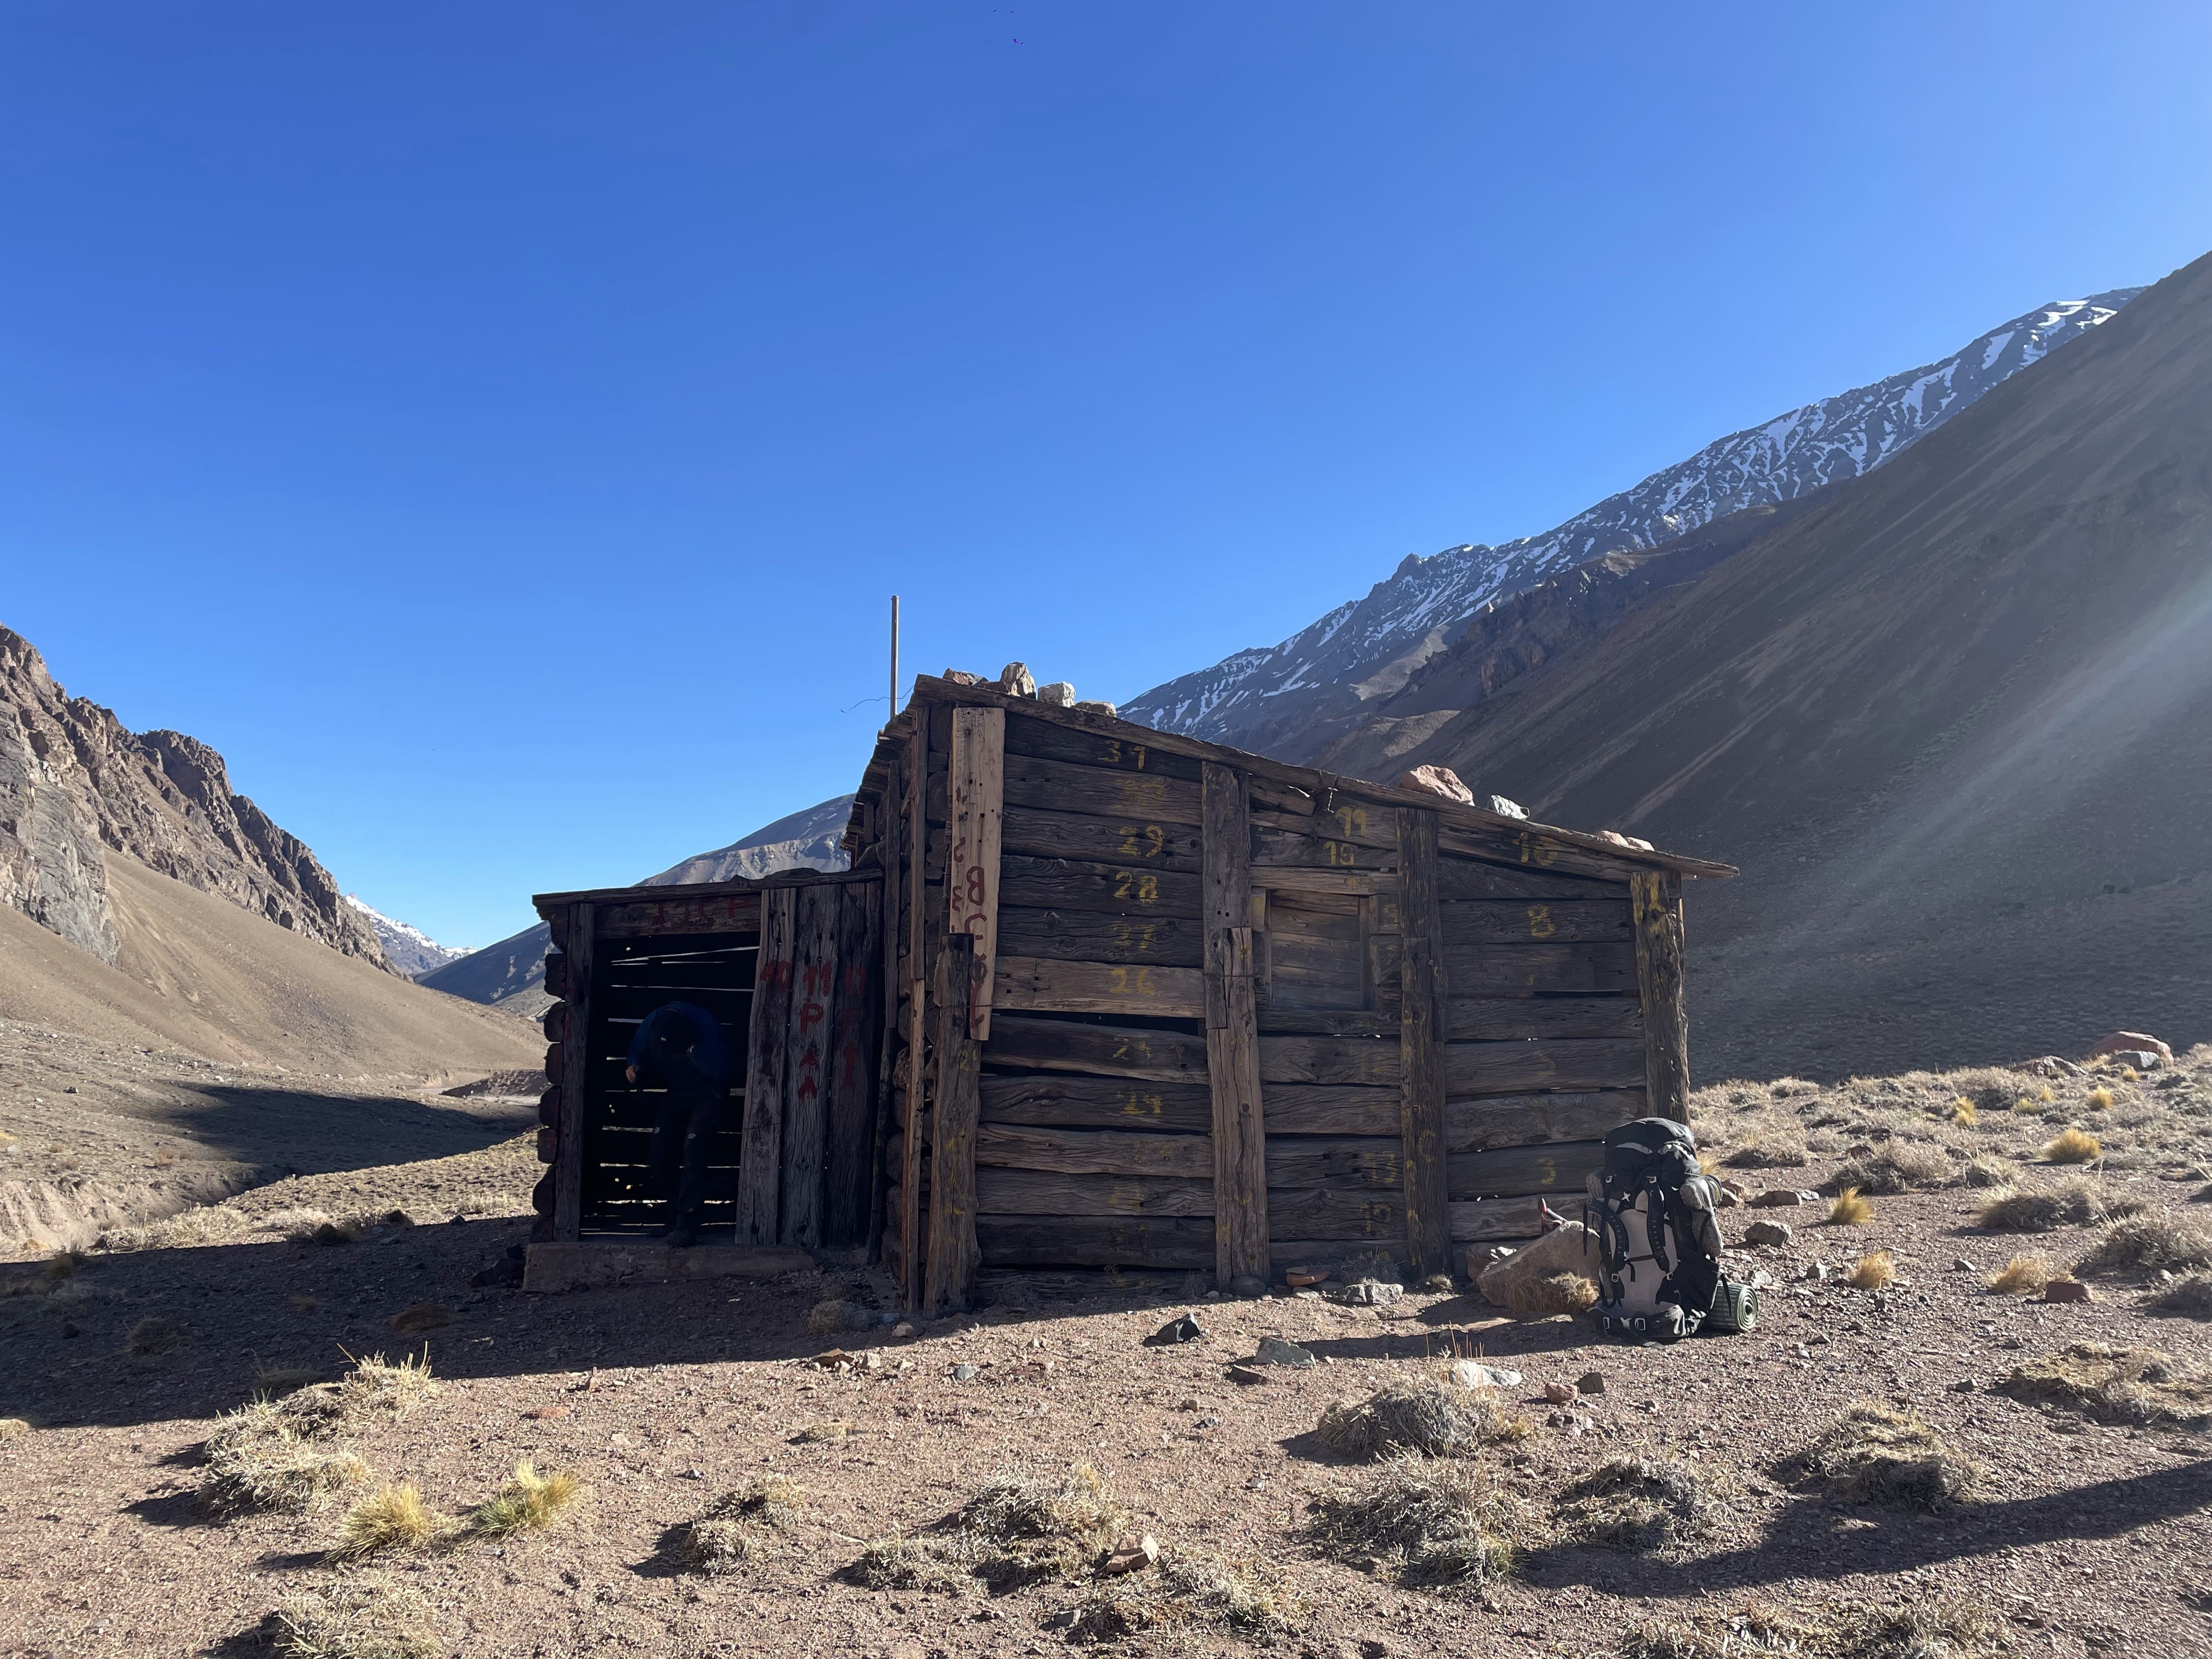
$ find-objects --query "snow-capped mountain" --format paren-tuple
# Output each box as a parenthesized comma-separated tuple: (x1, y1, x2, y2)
(1122, 289, 2144, 761)
(343, 894, 471, 979)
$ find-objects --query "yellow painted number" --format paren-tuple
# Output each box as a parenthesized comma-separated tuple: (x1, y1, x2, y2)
(1111, 921, 1160, 953)
(1119, 824, 1166, 859)
(1110, 1034, 1154, 1063)
(1333, 806, 1369, 839)
(1118, 1090, 1164, 1119)
(1516, 830, 1560, 867)
(1099, 740, 1148, 770)
(1538, 1156, 1558, 1187)
(1322, 839, 1358, 867)
(1107, 966, 1158, 997)
(1526, 904, 1556, 939)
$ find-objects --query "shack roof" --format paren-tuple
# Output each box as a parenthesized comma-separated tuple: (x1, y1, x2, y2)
(844, 675, 1737, 881)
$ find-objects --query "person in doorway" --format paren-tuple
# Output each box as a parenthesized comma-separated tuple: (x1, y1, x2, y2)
(624, 1001, 732, 1247)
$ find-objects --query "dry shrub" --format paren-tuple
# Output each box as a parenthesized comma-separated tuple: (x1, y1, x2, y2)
(1844, 1251, 1896, 1291)
(1500, 1273, 1598, 1317)
(333, 1483, 449, 1558)
(2043, 1127, 2103, 1164)
(2085, 1086, 2117, 1112)
(849, 1462, 1128, 1593)
(1770, 1077, 1822, 1098)
(1977, 1179, 2141, 1233)
(127, 1315, 188, 1355)
(263, 1207, 338, 1242)
(2001, 1342, 2212, 1426)
(1617, 1597, 2002, 1659)
(1833, 1142, 1953, 1195)
(674, 1477, 804, 1575)
(806, 1297, 876, 1336)
(387, 1304, 454, 1335)
(266, 1574, 438, 1659)
(1069, 1549, 1306, 1642)
(1960, 1153, 2017, 1189)
(792, 1420, 851, 1444)
(99, 1205, 257, 1254)
(1825, 1188, 1874, 1226)
(471, 1460, 579, 1537)
(1305, 1456, 1530, 1590)
(1318, 1376, 1528, 1460)
(0, 1418, 31, 1440)
(202, 1403, 373, 1516)
(1724, 1136, 1810, 1169)
(1949, 1098, 1978, 1127)
(1806, 1402, 1982, 1510)
(1552, 1457, 1725, 1553)
(2149, 1274, 2212, 1318)
(2074, 1212, 2212, 1279)
(1987, 1254, 2056, 1295)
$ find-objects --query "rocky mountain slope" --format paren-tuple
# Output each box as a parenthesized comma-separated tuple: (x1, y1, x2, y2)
(0, 627, 388, 970)
(1122, 289, 2142, 761)
(1349, 252, 2212, 1079)
(418, 795, 855, 1019)
(344, 895, 470, 978)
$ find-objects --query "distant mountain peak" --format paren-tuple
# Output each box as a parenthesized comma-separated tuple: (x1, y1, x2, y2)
(343, 895, 471, 979)
(1121, 287, 2145, 762)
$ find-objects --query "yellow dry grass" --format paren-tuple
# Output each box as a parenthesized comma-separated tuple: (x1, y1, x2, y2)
(333, 1482, 450, 1558)
(1845, 1250, 1896, 1290)
(2044, 1127, 2103, 1164)
(1317, 1376, 1528, 1460)
(1808, 1402, 1983, 1509)
(266, 1575, 438, 1659)
(0, 1418, 31, 1440)
(1826, 1187, 1875, 1226)
(470, 1460, 580, 1538)
(1949, 1097, 1978, 1127)
(1987, 1254, 2056, 1295)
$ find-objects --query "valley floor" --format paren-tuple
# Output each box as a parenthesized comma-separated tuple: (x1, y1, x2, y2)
(1, 1056, 2209, 1658)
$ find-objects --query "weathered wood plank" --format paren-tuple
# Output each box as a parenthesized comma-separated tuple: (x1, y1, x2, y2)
(1441, 899, 1633, 946)
(1002, 711, 1206, 782)
(1435, 822, 1634, 884)
(975, 1167, 1214, 1217)
(983, 1015, 1210, 1084)
(947, 706, 1006, 1040)
(825, 881, 882, 1248)
(736, 888, 796, 1247)
(1258, 1034, 1400, 1087)
(1630, 869, 1690, 1124)
(1443, 1090, 1647, 1153)
(1252, 826, 1397, 873)
(1442, 941, 1638, 995)
(1446, 1139, 1605, 1201)
(1257, 1008, 1399, 1038)
(974, 1124, 1214, 1180)
(995, 955, 1206, 1019)
(596, 890, 764, 940)
(1442, 1037, 1645, 1096)
(1265, 1187, 1402, 1242)
(1435, 857, 1625, 903)
(1251, 866, 1401, 899)
(1396, 807, 1451, 1279)
(1444, 997, 1642, 1042)
(981, 1074, 1215, 1132)
(1265, 1135, 1402, 1190)
(776, 883, 839, 1248)
(1269, 1236, 1412, 1272)
(1000, 855, 1203, 919)
(553, 904, 594, 1242)
(1255, 803, 1398, 850)
(996, 905, 1203, 968)
(523, 1242, 813, 1291)
(925, 934, 983, 1314)
(1260, 1084, 1400, 1136)
(1447, 1196, 1551, 1243)
(1201, 759, 1269, 1289)
(543, 950, 568, 1000)
(1002, 752, 1205, 827)
(999, 805, 1204, 872)
(900, 723, 928, 1307)
(977, 1214, 1214, 1270)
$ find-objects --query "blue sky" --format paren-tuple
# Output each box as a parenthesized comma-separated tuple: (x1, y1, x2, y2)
(5, 3, 2209, 949)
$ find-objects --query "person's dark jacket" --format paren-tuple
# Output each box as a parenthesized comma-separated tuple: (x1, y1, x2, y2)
(625, 1002, 731, 1099)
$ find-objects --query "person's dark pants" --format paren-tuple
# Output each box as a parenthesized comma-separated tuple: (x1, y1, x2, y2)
(647, 1092, 724, 1233)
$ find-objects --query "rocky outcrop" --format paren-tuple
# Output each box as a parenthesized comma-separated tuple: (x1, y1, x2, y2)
(0, 627, 390, 969)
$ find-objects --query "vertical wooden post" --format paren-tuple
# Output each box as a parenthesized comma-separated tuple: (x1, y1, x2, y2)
(1395, 810, 1451, 1278)
(924, 932, 981, 1316)
(553, 902, 594, 1242)
(1630, 869, 1690, 1122)
(945, 706, 1005, 1040)
(779, 883, 840, 1247)
(900, 723, 930, 1308)
(1202, 762, 1269, 1288)
(834, 879, 886, 1251)
(738, 885, 798, 1245)
(867, 765, 901, 1263)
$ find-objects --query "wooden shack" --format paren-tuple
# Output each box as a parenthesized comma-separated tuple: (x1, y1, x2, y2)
(523, 673, 1733, 1309)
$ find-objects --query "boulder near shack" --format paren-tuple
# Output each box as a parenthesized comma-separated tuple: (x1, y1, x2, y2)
(525, 674, 1735, 1307)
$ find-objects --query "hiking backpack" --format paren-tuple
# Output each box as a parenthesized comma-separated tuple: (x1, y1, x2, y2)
(1585, 1118, 1756, 1340)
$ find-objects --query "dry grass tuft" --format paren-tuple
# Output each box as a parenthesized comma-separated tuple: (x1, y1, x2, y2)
(266, 1573, 438, 1659)
(1960, 1152, 2018, 1188)
(792, 1420, 851, 1444)
(673, 1477, 804, 1575)
(2074, 1212, 2212, 1279)
(1617, 1596, 2003, 1659)
(2085, 1086, 2117, 1112)
(333, 1482, 449, 1558)
(1806, 1402, 1982, 1510)
(99, 1204, 257, 1254)
(1305, 1456, 1531, 1590)
(2149, 1274, 2212, 1318)
(127, 1315, 188, 1355)
(0, 1418, 31, 1440)
(281, 1354, 438, 1437)
(1318, 1375, 1528, 1460)
(1844, 1250, 1897, 1291)
(1987, 1254, 2056, 1295)
(1724, 1136, 1810, 1169)
(387, 1304, 454, 1335)
(1068, 1549, 1307, 1641)
(470, 1460, 580, 1538)
(1832, 1142, 1953, 1195)
(1949, 1097, 1978, 1127)
(1976, 1178, 2141, 1233)
(1500, 1273, 1598, 1317)
(202, 1403, 373, 1516)
(2001, 1342, 2212, 1426)
(848, 1462, 1129, 1593)
(1825, 1187, 1875, 1226)
(805, 1297, 875, 1336)
(1552, 1457, 1725, 1553)
(2043, 1127, 2103, 1164)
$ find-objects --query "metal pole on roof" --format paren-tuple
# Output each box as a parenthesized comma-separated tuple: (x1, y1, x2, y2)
(889, 594, 900, 718)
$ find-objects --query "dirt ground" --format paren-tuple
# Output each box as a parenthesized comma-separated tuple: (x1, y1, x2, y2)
(2, 1056, 2210, 1658)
